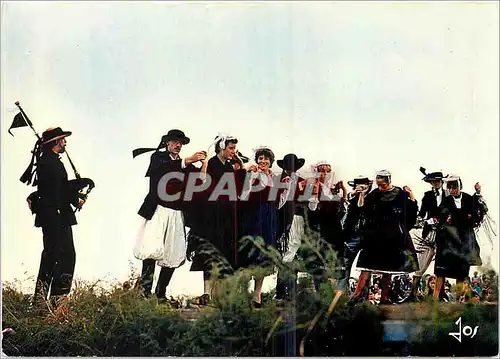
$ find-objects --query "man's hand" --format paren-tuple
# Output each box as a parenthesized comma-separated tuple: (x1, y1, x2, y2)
(185, 151, 207, 165)
(247, 165, 258, 172)
(27, 199, 32, 211)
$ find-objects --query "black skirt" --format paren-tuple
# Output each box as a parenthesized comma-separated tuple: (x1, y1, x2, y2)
(434, 225, 481, 280)
(188, 200, 238, 277)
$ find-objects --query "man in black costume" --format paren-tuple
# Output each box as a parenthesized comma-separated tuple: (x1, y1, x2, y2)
(274, 153, 307, 303)
(409, 170, 446, 301)
(133, 129, 207, 304)
(30, 127, 85, 307)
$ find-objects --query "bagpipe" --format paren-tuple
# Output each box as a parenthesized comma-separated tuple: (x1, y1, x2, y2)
(9, 101, 95, 214)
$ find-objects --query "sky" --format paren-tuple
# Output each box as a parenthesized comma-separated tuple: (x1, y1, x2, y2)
(1, 1, 499, 296)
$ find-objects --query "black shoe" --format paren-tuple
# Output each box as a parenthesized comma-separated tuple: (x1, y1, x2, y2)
(252, 300, 262, 309)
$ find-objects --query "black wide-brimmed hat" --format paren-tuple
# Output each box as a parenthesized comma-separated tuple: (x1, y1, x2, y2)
(347, 175, 373, 187)
(277, 153, 305, 172)
(422, 171, 444, 182)
(133, 129, 190, 158)
(161, 129, 190, 145)
(41, 127, 72, 144)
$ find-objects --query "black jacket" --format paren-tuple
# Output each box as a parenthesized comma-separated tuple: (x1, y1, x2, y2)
(34, 150, 79, 228)
(137, 151, 197, 220)
(435, 192, 485, 267)
(418, 188, 446, 219)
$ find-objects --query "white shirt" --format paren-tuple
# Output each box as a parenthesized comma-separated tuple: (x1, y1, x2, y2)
(169, 153, 186, 169)
(434, 187, 444, 207)
(453, 194, 462, 209)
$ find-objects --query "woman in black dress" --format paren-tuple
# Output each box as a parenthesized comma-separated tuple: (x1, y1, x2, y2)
(186, 135, 246, 304)
(238, 146, 279, 307)
(433, 175, 486, 300)
(352, 170, 419, 304)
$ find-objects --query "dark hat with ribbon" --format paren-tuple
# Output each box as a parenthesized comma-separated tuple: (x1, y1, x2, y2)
(419, 166, 444, 182)
(41, 127, 72, 144)
(20, 127, 72, 186)
(277, 153, 305, 172)
(133, 129, 190, 158)
(347, 175, 373, 187)
(423, 171, 444, 182)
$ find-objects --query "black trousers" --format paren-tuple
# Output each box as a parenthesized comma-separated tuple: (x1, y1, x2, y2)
(137, 259, 175, 298)
(34, 220, 76, 299)
(276, 269, 298, 300)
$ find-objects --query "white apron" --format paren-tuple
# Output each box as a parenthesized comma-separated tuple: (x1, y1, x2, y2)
(282, 215, 305, 263)
(133, 206, 187, 268)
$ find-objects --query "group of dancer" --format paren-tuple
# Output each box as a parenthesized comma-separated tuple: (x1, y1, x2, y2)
(131, 128, 493, 307)
(21, 124, 492, 308)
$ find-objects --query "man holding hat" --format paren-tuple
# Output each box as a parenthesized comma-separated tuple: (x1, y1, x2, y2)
(133, 129, 207, 304)
(31, 127, 85, 307)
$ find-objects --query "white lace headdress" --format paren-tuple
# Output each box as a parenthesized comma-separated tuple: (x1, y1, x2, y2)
(208, 132, 237, 155)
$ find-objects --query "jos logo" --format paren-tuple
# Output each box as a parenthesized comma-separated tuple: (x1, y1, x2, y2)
(449, 317, 479, 343)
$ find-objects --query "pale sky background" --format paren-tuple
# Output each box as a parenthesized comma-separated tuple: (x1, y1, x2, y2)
(1, 1, 498, 296)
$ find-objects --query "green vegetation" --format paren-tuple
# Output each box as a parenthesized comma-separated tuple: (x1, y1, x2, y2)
(2, 236, 498, 356)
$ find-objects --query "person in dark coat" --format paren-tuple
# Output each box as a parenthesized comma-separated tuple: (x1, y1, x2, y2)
(133, 130, 207, 304)
(274, 154, 307, 302)
(432, 175, 487, 300)
(343, 176, 373, 280)
(238, 146, 280, 307)
(351, 169, 419, 304)
(409, 170, 447, 301)
(187, 134, 246, 305)
(30, 127, 85, 306)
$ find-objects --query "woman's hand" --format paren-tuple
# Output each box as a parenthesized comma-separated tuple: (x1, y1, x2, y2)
(403, 185, 415, 201)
